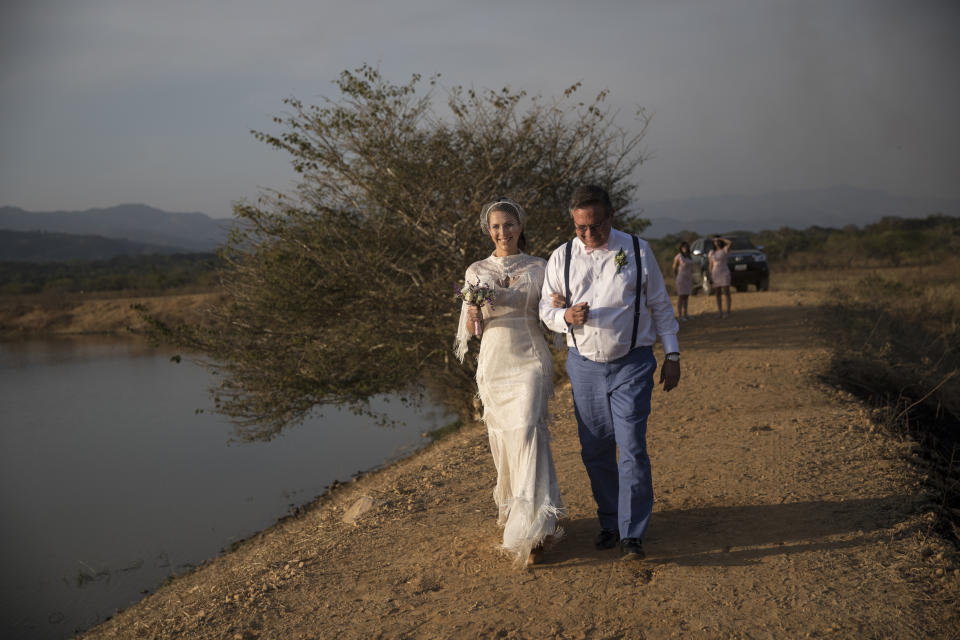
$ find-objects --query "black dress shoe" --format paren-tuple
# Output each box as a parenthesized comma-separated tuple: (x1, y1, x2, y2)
(620, 537, 645, 559)
(595, 528, 620, 549)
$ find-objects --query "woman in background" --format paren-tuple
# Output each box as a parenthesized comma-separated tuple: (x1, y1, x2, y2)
(672, 241, 694, 321)
(709, 235, 732, 318)
(455, 197, 564, 567)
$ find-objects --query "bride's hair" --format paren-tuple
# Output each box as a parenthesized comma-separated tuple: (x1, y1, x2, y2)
(481, 197, 528, 251)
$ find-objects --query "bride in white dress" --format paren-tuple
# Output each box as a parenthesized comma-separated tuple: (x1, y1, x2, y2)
(454, 197, 564, 566)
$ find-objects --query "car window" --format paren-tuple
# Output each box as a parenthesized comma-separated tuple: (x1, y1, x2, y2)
(728, 237, 756, 251)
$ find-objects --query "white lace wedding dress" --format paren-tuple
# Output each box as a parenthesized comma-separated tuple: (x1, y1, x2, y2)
(455, 253, 564, 563)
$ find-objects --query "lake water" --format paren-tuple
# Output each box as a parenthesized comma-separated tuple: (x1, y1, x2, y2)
(0, 338, 455, 639)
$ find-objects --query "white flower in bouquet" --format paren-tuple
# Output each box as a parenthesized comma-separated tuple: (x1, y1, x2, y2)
(455, 278, 496, 336)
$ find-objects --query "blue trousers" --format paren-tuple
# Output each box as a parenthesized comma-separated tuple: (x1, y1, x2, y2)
(566, 345, 656, 540)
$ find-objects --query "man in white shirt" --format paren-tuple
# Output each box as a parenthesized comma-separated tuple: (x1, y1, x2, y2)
(540, 185, 680, 559)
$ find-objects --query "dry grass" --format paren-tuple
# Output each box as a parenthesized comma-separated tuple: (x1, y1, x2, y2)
(778, 260, 960, 546)
(0, 290, 221, 338)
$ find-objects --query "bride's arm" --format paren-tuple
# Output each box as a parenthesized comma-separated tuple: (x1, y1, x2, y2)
(454, 265, 479, 361)
(465, 305, 482, 336)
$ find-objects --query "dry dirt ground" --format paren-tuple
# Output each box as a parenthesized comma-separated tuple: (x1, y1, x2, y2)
(80, 289, 959, 640)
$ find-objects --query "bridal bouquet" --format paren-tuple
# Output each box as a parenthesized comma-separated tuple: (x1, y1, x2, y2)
(456, 278, 496, 336)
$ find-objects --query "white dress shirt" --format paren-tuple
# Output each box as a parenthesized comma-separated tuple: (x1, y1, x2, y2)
(539, 228, 679, 363)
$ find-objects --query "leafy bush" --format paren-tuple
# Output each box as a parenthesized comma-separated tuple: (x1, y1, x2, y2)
(747, 214, 960, 271)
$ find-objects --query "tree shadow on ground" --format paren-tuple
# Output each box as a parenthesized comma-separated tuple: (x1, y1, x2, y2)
(679, 304, 822, 352)
(544, 494, 921, 569)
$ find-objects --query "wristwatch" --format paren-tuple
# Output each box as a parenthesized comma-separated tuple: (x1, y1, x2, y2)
(665, 352, 680, 362)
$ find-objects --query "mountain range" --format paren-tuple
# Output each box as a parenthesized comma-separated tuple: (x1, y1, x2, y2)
(1, 187, 958, 261)
(0, 204, 231, 253)
(0, 229, 207, 263)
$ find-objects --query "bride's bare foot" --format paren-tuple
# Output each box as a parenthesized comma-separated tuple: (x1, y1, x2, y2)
(526, 535, 555, 565)
(526, 544, 544, 566)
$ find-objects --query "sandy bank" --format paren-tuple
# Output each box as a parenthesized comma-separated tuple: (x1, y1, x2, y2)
(0, 291, 219, 339)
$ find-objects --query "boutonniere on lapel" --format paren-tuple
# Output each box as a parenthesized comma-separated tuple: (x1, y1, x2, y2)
(614, 249, 627, 274)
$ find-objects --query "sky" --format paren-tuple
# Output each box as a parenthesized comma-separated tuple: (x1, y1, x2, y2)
(1, 0, 958, 219)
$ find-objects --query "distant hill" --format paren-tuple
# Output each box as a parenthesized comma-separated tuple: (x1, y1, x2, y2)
(0, 229, 192, 262)
(637, 186, 960, 238)
(0, 204, 231, 252)
(5, 189, 958, 249)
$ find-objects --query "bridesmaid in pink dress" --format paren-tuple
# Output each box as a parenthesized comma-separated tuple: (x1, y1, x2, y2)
(672, 242, 694, 321)
(708, 236, 732, 318)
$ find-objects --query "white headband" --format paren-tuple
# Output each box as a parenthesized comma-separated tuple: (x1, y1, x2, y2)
(480, 197, 527, 233)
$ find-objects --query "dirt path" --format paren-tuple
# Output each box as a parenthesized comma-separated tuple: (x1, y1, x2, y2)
(81, 290, 959, 639)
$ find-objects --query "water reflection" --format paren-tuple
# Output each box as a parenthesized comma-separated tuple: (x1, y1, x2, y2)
(1, 334, 161, 367)
(0, 338, 454, 639)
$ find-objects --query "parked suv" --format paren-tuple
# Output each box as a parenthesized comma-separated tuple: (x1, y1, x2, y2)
(689, 236, 769, 293)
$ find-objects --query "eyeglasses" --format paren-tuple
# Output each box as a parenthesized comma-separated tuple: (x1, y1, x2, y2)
(574, 220, 609, 234)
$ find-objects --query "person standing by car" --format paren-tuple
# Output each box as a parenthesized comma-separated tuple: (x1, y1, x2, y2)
(709, 235, 732, 318)
(672, 241, 694, 321)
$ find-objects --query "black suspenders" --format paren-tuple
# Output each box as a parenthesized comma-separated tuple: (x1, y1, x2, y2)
(564, 236, 645, 351)
(564, 240, 577, 348)
(630, 234, 643, 350)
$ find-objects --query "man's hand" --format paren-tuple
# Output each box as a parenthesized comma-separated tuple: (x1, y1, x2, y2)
(564, 302, 590, 326)
(659, 359, 681, 391)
